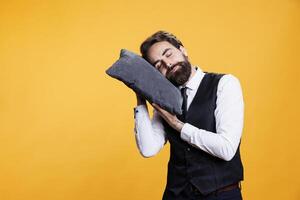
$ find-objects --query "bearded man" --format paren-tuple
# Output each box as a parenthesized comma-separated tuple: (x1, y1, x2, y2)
(133, 31, 244, 200)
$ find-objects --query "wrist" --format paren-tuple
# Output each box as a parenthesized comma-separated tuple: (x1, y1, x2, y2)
(174, 119, 184, 132)
(137, 100, 146, 106)
(136, 95, 146, 105)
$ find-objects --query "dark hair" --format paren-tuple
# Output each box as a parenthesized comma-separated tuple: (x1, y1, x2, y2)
(140, 30, 184, 62)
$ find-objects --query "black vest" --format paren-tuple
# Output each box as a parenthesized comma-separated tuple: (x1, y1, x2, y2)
(162, 72, 244, 196)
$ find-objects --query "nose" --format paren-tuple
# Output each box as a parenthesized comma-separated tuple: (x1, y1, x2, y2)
(162, 60, 172, 69)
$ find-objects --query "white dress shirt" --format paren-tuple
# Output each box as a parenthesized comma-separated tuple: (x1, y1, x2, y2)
(133, 66, 244, 161)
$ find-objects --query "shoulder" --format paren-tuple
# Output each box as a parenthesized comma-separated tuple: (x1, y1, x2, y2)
(217, 73, 243, 94)
(219, 73, 241, 84)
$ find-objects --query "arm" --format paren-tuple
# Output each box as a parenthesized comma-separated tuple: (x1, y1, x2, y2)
(180, 74, 244, 161)
(133, 95, 167, 158)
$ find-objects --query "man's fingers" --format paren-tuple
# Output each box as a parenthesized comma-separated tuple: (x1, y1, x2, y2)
(152, 104, 163, 115)
(153, 103, 170, 116)
(155, 109, 167, 121)
(151, 103, 159, 110)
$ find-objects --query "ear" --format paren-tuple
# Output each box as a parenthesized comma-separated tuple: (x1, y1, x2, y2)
(179, 46, 188, 57)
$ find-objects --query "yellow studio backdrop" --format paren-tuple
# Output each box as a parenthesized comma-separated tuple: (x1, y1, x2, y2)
(0, 0, 299, 199)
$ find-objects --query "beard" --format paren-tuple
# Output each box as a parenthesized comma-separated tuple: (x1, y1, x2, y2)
(166, 56, 192, 87)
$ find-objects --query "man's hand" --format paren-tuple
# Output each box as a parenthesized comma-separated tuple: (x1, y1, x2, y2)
(151, 103, 184, 132)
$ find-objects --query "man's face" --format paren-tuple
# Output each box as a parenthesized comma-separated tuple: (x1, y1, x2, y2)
(146, 41, 192, 87)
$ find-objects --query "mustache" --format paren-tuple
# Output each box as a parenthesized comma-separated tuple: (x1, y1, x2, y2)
(167, 61, 185, 74)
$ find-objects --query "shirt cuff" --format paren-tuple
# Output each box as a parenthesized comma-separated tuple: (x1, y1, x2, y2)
(180, 123, 198, 142)
(133, 104, 147, 118)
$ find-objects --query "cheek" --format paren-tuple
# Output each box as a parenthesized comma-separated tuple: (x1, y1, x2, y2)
(170, 59, 183, 67)
(159, 68, 167, 76)
(170, 55, 179, 62)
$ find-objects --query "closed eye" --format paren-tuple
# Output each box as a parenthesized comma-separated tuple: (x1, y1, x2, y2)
(155, 62, 161, 69)
(166, 51, 172, 57)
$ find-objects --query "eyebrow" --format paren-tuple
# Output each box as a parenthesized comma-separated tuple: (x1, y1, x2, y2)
(152, 48, 171, 66)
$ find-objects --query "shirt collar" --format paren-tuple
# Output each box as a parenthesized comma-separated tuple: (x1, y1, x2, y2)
(179, 66, 205, 91)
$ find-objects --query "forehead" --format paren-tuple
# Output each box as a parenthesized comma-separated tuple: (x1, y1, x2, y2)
(147, 41, 176, 62)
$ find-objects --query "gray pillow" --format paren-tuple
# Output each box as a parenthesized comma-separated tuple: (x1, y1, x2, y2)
(105, 49, 183, 115)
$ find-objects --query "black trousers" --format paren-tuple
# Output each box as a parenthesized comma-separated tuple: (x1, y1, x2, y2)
(162, 182, 243, 200)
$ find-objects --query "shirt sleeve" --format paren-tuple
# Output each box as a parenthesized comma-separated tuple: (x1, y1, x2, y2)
(133, 104, 167, 158)
(180, 74, 244, 161)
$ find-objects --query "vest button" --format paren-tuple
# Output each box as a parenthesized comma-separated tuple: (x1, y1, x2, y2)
(187, 148, 190, 151)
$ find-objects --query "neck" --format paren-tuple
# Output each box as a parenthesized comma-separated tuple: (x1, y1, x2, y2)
(182, 65, 197, 87)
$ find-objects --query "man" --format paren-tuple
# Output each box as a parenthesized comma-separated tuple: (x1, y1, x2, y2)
(133, 31, 244, 200)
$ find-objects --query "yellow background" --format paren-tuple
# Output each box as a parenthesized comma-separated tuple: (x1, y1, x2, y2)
(0, 0, 299, 199)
